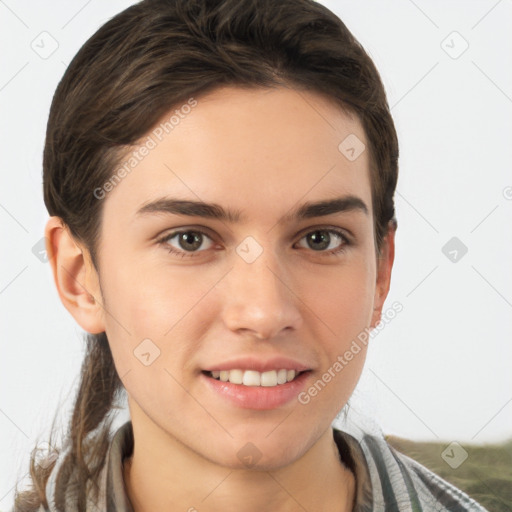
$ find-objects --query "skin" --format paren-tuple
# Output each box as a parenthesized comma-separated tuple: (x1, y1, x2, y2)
(46, 85, 395, 511)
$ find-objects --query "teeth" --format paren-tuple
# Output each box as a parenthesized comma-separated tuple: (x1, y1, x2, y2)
(243, 370, 260, 386)
(261, 370, 277, 387)
(209, 369, 299, 386)
(229, 369, 244, 385)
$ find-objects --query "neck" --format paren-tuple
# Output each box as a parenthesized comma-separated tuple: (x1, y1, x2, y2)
(123, 410, 355, 512)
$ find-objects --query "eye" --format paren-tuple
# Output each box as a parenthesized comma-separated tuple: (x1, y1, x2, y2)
(295, 229, 349, 255)
(157, 227, 350, 259)
(158, 230, 215, 257)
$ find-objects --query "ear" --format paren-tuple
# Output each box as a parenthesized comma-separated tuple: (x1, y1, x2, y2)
(370, 221, 396, 328)
(45, 216, 105, 334)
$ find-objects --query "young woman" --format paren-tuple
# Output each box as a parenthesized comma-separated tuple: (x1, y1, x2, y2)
(13, 0, 488, 510)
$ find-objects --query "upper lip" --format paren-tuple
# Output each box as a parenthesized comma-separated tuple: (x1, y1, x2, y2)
(203, 356, 312, 373)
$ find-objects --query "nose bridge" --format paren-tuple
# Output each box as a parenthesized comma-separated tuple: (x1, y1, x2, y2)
(222, 240, 302, 338)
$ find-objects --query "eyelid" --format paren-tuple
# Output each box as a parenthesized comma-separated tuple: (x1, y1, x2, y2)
(156, 225, 217, 241)
(155, 224, 354, 241)
(294, 224, 352, 243)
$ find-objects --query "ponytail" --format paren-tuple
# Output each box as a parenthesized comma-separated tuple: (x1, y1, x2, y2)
(13, 333, 123, 511)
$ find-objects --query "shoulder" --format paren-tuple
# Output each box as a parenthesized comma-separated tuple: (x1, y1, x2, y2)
(13, 422, 131, 512)
(333, 427, 489, 511)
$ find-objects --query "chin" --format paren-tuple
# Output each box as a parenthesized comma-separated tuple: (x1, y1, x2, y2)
(200, 432, 312, 472)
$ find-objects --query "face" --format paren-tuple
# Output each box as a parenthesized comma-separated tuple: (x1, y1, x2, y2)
(93, 85, 392, 469)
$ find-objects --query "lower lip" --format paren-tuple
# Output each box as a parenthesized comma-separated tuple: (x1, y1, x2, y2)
(201, 371, 311, 410)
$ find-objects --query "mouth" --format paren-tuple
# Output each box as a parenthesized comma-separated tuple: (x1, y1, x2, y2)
(200, 356, 313, 409)
(203, 368, 309, 387)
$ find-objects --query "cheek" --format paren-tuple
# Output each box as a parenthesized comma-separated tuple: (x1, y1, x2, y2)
(101, 251, 205, 331)
(296, 264, 374, 412)
(299, 257, 376, 345)
(98, 256, 221, 375)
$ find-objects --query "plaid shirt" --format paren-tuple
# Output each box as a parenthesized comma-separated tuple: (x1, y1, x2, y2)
(38, 420, 489, 511)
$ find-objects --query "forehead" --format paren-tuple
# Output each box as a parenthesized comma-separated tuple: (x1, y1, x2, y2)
(102, 85, 372, 226)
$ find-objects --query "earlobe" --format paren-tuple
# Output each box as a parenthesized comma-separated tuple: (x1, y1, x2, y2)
(370, 222, 396, 328)
(45, 216, 106, 334)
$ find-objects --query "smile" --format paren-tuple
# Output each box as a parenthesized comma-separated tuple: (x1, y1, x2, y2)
(207, 369, 303, 387)
(202, 368, 311, 410)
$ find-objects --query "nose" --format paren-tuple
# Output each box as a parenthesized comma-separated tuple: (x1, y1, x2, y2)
(220, 248, 303, 340)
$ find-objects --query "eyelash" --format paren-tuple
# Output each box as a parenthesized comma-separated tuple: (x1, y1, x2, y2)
(156, 228, 351, 259)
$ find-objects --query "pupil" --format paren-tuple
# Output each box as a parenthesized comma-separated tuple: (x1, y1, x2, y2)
(308, 231, 330, 251)
(180, 232, 201, 251)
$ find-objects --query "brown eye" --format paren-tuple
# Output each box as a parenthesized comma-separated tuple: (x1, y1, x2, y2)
(177, 232, 204, 251)
(161, 230, 214, 256)
(305, 230, 331, 251)
(296, 229, 349, 254)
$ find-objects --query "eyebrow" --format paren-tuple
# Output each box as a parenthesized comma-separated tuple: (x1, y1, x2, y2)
(136, 195, 368, 223)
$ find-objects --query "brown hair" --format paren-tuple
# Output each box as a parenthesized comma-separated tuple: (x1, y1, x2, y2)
(14, 0, 398, 509)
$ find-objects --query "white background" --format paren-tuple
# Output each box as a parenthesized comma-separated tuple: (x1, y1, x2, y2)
(1, 0, 511, 508)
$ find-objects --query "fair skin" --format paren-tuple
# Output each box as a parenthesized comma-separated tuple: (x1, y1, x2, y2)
(46, 85, 395, 511)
